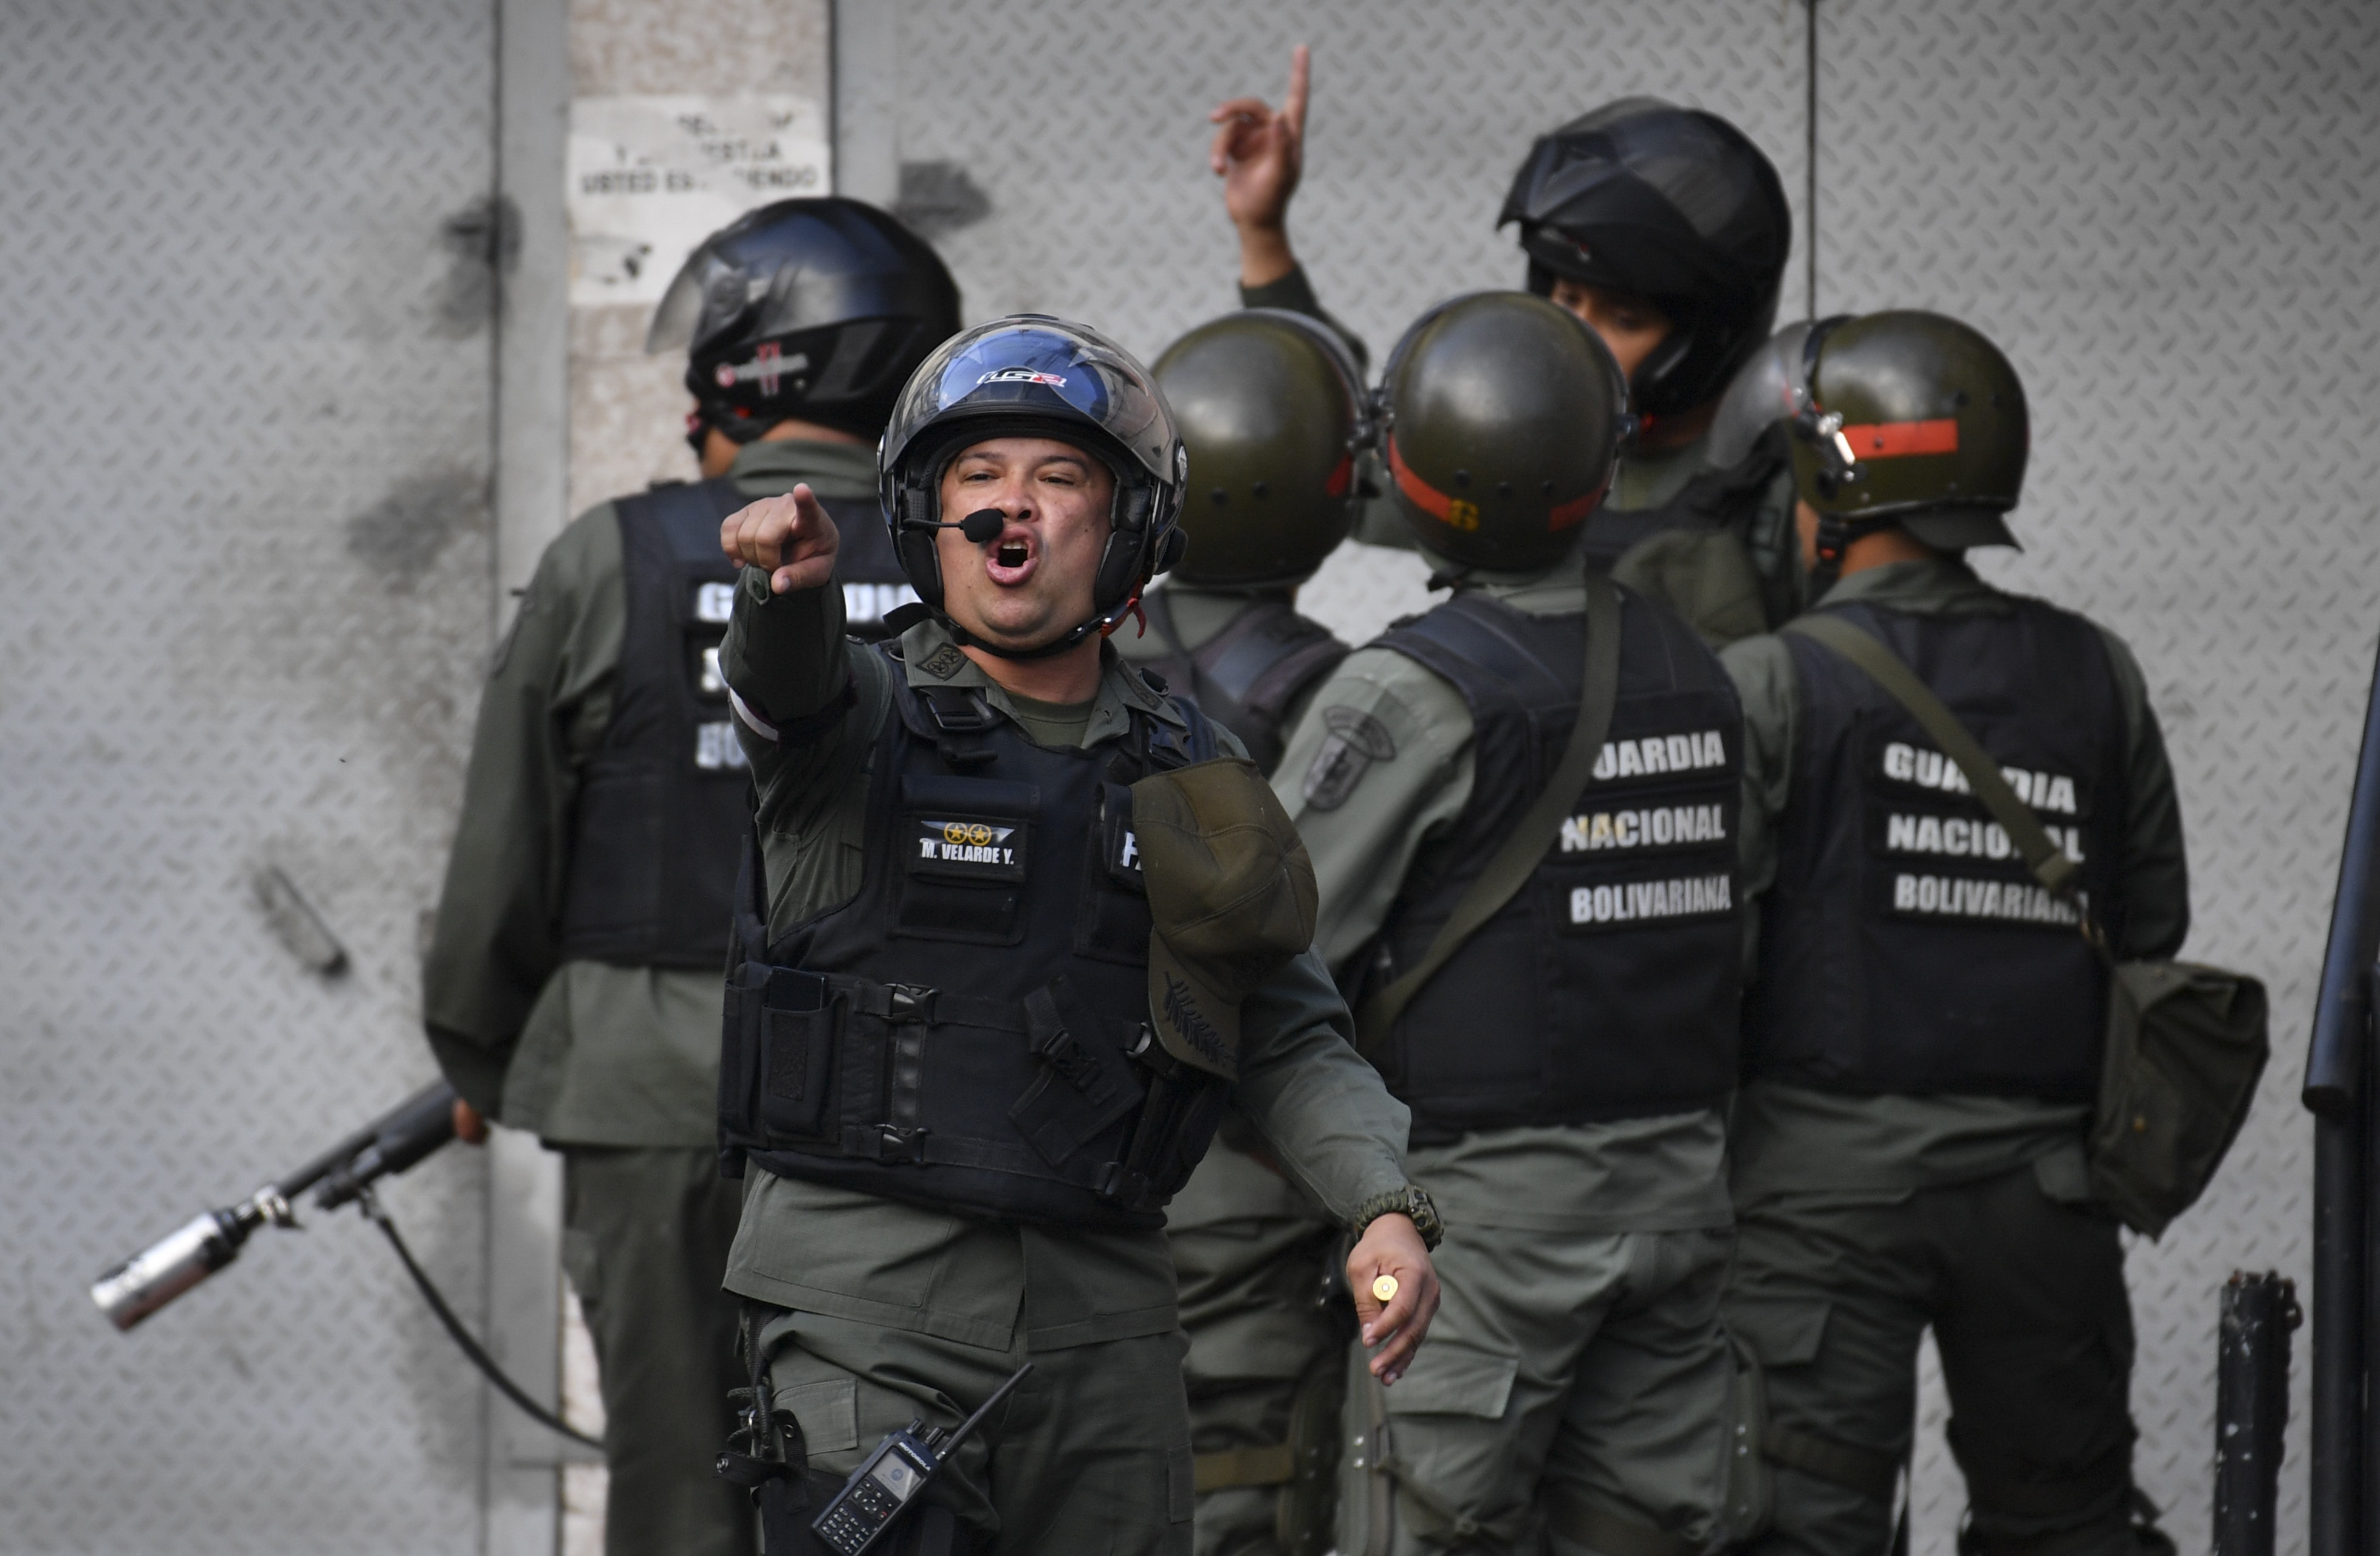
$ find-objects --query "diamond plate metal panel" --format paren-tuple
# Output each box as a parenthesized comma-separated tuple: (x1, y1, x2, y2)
(0, 2, 500, 1551)
(1817, 4, 2379, 1551)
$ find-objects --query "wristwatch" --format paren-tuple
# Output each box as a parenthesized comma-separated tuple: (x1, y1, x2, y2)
(1351, 1185, 1444, 1252)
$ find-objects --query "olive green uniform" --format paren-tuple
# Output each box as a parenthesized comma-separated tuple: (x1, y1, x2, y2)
(1718, 555, 2189, 1556)
(717, 569, 1416, 1554)
(1272, 546, 1737, 1556)
(1240, 266, 1798, 646)
(1116, 581, 1348, 1556)
(423, 438, 873, 1556)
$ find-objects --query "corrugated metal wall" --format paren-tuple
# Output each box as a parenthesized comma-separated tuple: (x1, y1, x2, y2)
(0, 2, 502, 1551)
(1, 2, 2371, 1552)
(842, 2, 2380, 1550)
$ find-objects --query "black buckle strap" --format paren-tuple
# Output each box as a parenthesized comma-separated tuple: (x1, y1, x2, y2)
(922, 686, 1000, 769)
(854, 981, 938, 1023)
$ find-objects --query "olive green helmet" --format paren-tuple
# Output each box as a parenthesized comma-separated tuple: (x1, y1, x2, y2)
(1792, 309, 2028, 555)
(1380, 292, 1627, 572)
(1151, 309, 1368, 586)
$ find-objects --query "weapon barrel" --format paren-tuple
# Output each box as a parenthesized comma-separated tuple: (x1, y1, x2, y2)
(90, 1210, 247, 1332)
(314, 1081, 458, 1210)
(91, 1078, 461, 1331)
(2217, 1271, 2301, 1556)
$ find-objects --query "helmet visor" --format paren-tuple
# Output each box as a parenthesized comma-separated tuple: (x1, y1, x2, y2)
(645, 249, 743, 355)
(1707, 320, 1814, 469)
(888, 318, 1171, 481)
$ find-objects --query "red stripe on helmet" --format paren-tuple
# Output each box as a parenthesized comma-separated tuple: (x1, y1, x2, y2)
(1387, 437, 1455, 520)
(1843, 418, 1960, 459)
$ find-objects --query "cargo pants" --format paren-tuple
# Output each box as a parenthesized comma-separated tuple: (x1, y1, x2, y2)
(1168, 1136, 1349, 1556)
(1724, 1160, 2152, 1556)
(755, 1305, 1197, 1553)
(561, 1146, 756, 1556)
(1337, 1219, 1737, 1555)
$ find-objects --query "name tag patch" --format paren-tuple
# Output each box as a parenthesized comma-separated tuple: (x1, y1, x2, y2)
(1559, 801, 1728, 855)
(1565, 872, 1734, 931)
(910, 816, 1027, 881)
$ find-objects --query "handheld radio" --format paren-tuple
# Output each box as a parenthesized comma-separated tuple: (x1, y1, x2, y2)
(810, 1361, 1032, 1555)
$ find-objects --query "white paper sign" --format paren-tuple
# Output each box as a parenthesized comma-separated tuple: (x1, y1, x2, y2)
(567, 94, 832, 308)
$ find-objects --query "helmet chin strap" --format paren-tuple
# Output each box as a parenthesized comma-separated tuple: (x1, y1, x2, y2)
(1806, 510, 1893, 600)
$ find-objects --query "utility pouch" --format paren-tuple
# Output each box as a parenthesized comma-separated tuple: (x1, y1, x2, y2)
(2087, 961, 2269, 1237)
(757, 969, 837, 1142)
(1788, 614, 2270, 1238)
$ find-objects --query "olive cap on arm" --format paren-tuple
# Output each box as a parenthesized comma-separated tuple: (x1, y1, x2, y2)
(1133, 758, 1320, 1082)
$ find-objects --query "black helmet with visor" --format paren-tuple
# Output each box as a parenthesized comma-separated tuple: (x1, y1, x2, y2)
(880, 315, 1188, 659)
(1500, 99, 1791, 423)
(646, 197, 961, 451)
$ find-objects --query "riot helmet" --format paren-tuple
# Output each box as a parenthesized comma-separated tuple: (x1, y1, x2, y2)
(647, 197, 961, 449)
(879, 315, 1187, 659)
(1151, 309, 1369, 586)
(1379, 292, 1629, 573)
(1500, 100, 1791, 420)
(1788, 309, 2028, 594)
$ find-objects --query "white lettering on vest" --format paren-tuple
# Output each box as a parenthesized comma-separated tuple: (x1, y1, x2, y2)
(1889, 872, 2083, 925)
(1590, 729, 1729, 783)
(1883, 813, 2085, 863)
(1559, 803, 1727, 854)
(1878, 741, 2081, 815)
(1568, 874, 1733, 925)
(694, 721, 748, 770)
(843, 580, 922, 625)
(694, 581, 737, 623)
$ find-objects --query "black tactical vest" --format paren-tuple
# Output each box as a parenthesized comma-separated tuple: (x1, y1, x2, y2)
(1583, 434, 1797, 631)
(1137, 589, 1349, 773)
(556, 480, 908, 969)
(1361, 587, 1746, 1143)
(1743, 597, 2127, 1100)
(718, 651, 1230, 1229)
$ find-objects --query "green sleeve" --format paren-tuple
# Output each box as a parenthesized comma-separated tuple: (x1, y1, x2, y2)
(2095, 626, 2191, 959)
(1270, 647, 1476, 977)
(719, 567, 900, 938)
(1230, 950, 1412, 1224)
(1718, 632, 1800, 974)
(420, 507, 625, 1115)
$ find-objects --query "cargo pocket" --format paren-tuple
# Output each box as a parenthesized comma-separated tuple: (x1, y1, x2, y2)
(1167, 1442, 1196, 1523)
(774, 1377, 860, 1455)
(1382, 1341, 1518, 1421)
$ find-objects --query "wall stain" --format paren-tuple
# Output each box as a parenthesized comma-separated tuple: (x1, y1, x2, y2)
(432, 194, 520, 337)
(344, 468, 490, 592)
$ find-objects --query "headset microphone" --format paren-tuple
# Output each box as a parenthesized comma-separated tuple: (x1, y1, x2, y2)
(924, 509, 1007, 544)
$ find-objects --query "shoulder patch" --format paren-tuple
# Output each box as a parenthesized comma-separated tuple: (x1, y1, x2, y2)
(1300, 705, 1397, 811)
(916, 643, 969, 681)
